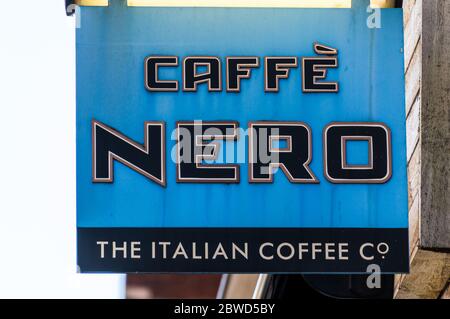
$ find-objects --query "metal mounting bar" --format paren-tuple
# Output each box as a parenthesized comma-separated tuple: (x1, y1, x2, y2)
(66, 0, 398, 15)
(65, 0, 109, 16)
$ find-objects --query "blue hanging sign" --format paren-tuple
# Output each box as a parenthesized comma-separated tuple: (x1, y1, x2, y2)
(76, 1, 409, 274)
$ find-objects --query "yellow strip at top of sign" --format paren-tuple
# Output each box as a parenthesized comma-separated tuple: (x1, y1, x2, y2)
(127, 0, 351, 8)
(75, 0, 108, 6)
(74, 0, 396, 8)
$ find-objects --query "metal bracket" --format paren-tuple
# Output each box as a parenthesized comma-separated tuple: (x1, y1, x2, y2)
(65, 0, 75, 16)
(66, 0, 109, 16)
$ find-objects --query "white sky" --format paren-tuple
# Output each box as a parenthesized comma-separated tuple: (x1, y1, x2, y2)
(0, 1, 126, 298)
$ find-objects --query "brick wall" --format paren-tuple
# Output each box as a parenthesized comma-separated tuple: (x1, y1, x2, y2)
(404, 0, 422, 261)
(394, 0, 422, 296)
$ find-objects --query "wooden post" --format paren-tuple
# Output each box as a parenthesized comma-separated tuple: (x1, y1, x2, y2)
(420, 0, 450, 249)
